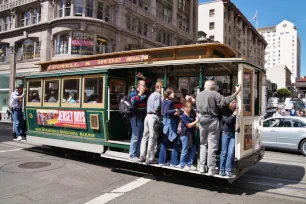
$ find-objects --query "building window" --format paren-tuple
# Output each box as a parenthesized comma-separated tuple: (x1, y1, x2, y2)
(86, 0, 94, 17)
(74, 0, 83, 16)
(0, 43, 9, 63)
(209, 22, 215, 30)
(16, 38, 40, 61)
(97, 1, 111, 22)
(157, 3, 172, 23)
(32, 8, 41, 24)
(209, 9, 215, 17)
(209, 35, 214, 41)
(58, 0, 64, 17)
(228, 26, 231, 33)
(156, 30, 171, 46)
(138, 0, 149, 11)
(55, 31, 108, 56)
(178, 0, 187, 12)
(65, 0, 71, 16)
(56, 33, 69, 55)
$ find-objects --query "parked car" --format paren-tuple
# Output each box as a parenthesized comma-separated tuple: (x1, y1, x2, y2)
(267, 97, 281, 109)
(260, 116, 306, 156)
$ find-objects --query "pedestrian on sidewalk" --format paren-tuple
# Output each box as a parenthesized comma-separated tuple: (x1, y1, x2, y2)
(139, 81, 163, 164)
(290, 106, 297, 116)
(10, 84, 25, 141)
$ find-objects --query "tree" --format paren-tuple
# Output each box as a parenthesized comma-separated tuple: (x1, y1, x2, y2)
(276, 88, 291, 99)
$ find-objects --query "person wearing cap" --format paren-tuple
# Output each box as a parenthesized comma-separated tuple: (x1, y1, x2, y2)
(196, 80, 241, 175)
(10, 84, 25, 141)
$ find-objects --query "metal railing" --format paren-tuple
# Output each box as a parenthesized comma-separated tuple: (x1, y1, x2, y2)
(0, 0, 38, 12)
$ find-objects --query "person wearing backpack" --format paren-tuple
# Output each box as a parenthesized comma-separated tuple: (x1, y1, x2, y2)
(159, 88, 180, 166)
(178, 101, 198, 171)
(128, 79, 149, 162)
(138, 81, 163, 164)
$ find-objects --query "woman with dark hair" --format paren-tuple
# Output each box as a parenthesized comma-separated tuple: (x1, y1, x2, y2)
(159, 88, 179, 166)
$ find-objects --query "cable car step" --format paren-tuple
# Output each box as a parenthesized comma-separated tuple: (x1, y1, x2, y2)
(101, 150, 237, 180)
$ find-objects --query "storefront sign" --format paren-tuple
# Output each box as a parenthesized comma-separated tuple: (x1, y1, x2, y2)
(36, 109, 86, 129)
(47, 55, 148, 71)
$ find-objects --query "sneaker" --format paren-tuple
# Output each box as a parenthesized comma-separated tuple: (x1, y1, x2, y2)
(219, 171, 225, 176)
(170, 163, 177, 167)
(207, 168, 217, 176)
(159, 162, 169, 166)
(199, 166, 205, 173)
(175, 164, 182, 169)
(129, 157, 139, 163)
(225, 171, 234, 177)
(189, 165, 197, 171)
(183, 166, 191, 171)
(145, 159, 157, 165)
(13, 136, 22, 141)
(138, 156, 146, 163)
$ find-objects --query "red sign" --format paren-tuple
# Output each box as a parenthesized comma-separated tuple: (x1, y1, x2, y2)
(37, 109, 86, 129)
(47, 55, 147, 71)
(71, 39, 94, 47)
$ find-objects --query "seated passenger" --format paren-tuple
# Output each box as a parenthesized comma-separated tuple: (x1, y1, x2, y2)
(178, 101, 198, 171)
(87, 94, 99, 103)
(62, 92, 70, 103)
(67, 91, 78, 103)
(31, 92, 40, 102)
(48, 90, 58, 103)
(219, 99, 238, 177)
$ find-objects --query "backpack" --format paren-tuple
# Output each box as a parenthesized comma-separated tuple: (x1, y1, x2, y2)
(118, 95, 136, 118)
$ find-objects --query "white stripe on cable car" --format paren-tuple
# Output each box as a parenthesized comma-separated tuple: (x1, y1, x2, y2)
(0, 148, 23, 153)
(84, 177, 151, 204)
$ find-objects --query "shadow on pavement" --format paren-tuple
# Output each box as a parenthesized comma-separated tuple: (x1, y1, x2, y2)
(0, 124, 14, 142)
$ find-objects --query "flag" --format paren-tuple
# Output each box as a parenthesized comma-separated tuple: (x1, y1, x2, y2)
(253, 10, 258, 20)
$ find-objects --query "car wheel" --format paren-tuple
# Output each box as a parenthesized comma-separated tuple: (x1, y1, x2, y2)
(299, 139, 306, 156)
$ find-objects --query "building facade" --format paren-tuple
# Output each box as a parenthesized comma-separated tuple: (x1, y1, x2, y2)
(0, 0, 198, 115)
(266, 64, 291, 90)
(258, 20, 301, 83)
(198, 0, 267, 68)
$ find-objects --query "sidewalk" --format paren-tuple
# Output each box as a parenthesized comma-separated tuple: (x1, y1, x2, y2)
(0, 119, 13, 124)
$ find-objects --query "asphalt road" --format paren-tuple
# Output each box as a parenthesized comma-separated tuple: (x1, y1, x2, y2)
(0, 123, 306, 204)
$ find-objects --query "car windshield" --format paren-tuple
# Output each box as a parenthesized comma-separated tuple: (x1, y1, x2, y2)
(268, 98, 278, 103)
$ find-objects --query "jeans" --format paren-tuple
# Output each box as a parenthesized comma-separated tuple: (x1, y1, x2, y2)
(140, 114, 159, 160)
(219, 132, 235, 173)
(129, 115, 144, 158)
(158, 134, 180, 166)
(12, 109, 24, 137)
(179, 135, 197, 168)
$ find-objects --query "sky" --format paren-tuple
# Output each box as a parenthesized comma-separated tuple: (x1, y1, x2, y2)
(199, 0, 306, 76)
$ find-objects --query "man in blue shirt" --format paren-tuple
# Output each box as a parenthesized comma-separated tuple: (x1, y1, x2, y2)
(11, 84, 25, 141)
(138, 81, 163, 164)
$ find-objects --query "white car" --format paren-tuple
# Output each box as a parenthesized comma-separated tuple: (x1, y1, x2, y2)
(260, 116, 306, 156)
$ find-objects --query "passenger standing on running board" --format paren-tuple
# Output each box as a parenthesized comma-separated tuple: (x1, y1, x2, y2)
(138, 81, 163, 164)
(196, 80, 241, 175)
(11, 84, 25, 141)
(128, 76, 149, 162)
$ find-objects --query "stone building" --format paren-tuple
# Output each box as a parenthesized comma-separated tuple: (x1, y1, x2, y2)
(198, 0, 267, 68)
(0, 0, 198, 114)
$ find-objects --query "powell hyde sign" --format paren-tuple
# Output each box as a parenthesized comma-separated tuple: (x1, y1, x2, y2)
(47, 55, 148, 71)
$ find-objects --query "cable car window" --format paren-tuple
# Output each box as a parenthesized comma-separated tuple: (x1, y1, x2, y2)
(83, 77, 104, 104)
(109, 79, 126, 109)
(28, 81, 42, 103)
(62, 79, 80, 103)
(44, 80, 59, 103)
(243, 71, 252, 115)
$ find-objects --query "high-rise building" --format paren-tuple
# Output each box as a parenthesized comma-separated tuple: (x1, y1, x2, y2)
(198, 0, 267, 68)
(0, 0, 198, 115)
(258, 20, 301, 83)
